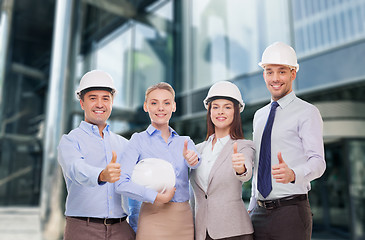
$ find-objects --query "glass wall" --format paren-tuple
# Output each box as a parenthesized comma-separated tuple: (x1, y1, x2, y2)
(348, 140, 365, 239)
(292, 0, 365, 93)
(94, 25, 133, 108)
(87, 1, 174, 109)
(189, 0, 291, 90)
(292, 0, 365, 57)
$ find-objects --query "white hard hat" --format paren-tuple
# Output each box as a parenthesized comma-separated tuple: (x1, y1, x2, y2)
(75, 70, 117, 99)
(203, 81, 245, 112)
(131, 158, 176, 193)
(258, 42, 299, 72)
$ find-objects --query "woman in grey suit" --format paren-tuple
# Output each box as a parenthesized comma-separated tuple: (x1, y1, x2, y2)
(190, 81, 254, 240)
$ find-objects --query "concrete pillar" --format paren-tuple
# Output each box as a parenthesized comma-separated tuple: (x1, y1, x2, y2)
(40, 0, 74, 239)
(0, 0, 14, 126)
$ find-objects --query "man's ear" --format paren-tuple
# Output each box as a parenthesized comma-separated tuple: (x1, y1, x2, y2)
(80, 99, 84, 110)
(291, 69, 297, 81)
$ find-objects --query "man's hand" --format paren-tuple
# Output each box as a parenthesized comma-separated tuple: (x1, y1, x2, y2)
(272, 152, 295, 184)
(99, 151, 121, 183)
(232, 142, 246, 175)
(155, 187, 176, 204)
(183, 140, 199, 166)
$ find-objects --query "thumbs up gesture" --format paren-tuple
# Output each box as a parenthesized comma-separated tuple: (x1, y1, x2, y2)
(99, 151, 121, 183)
(272, 152, 296, 184)
(232, 142, 246, 175)
(183, 140, 199, 166)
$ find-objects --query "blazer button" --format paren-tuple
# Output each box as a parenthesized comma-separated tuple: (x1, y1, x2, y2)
(205, 195, 207, 199)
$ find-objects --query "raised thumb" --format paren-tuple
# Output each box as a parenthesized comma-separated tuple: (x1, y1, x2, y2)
(233, 142, 238, 154)
(183, 140, 188, 154)
(277, 152, 284, 164)
(111, 151, 117, 163)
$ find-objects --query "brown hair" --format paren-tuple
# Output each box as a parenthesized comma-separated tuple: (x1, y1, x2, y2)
(145, 82, 175, 102)
(79, 87, 114, 101)
(205, 99, 244, 140)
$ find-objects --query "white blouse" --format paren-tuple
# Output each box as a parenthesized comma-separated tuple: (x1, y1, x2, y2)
(194, 134, 230, 193)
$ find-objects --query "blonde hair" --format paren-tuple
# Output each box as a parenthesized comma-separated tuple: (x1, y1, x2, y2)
(145, 82, 175, 102)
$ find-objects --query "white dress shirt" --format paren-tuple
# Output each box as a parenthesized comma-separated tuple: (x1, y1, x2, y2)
(248, 92, 326, 211)
(195, 134, 230, 193)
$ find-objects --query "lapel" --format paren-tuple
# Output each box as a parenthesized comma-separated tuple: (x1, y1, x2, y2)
(207, 138, 234, 188)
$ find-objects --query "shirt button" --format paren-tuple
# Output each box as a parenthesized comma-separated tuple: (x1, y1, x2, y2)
(109, 196, 112, 199)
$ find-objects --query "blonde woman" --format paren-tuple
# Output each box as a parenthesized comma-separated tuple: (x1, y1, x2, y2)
(115, 82, 200, 240)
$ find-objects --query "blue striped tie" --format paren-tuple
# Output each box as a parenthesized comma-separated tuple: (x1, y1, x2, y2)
(258, 101, 279, 198)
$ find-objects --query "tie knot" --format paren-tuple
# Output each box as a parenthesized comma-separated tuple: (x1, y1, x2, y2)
(271, 101, 279, 109)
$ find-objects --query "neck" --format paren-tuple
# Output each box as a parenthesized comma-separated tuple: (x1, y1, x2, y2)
(214, 127, 230, 139)
(98, 125, 106, 138)
(86, 120, 106, 138)
(152, 122, 170, 142)
(212, 128, 229, 149)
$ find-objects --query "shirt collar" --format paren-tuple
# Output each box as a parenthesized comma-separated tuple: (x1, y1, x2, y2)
(79, 121, 110, 136)
(272, 91, 296, 109)
(207, 134, 230, 145)
(146, 124, 178, 137)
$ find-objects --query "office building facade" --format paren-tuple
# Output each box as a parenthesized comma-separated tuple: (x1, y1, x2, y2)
(0, 0, 364, 239)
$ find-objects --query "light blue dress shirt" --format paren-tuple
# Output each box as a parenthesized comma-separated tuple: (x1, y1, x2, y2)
(249, 92, 326, 210)
(115, 125, 201, 203)
(58, 121, 129, 218)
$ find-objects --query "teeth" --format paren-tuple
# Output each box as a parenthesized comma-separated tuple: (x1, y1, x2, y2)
(94, 110, 104, 114)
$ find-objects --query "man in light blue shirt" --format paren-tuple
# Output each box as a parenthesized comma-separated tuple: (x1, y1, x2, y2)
(249, 42, 326, 240)
(58, 70, 135, 240)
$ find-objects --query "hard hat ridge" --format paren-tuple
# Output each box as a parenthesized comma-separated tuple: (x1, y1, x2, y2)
(75, 70, 117, 99)
(203, 81, 245, 112)
(258, 42, 299, 72)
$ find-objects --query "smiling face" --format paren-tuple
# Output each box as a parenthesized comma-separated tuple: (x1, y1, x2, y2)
(263, 64, 296, 101)
(80, 90, 113, 130)
(210, 98, 235, 135)
(143, 89, 176, 129)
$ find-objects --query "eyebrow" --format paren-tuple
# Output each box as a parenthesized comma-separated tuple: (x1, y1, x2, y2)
(212, 103, 233, 106)
(87, 94, 110, 98)
(265, 66, 288, 71)
(150, 98, 172, 101)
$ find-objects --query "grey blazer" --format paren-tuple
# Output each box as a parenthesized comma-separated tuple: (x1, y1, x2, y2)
(190, 138, 255, 240)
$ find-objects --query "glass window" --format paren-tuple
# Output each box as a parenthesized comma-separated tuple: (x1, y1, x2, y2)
(293, 0, 365, 57)
(348, 140, 365, 239)
(190, 0, 290, 90)
(94, 25, 133, 108)
(131, 1, 174, 107)
(91, 1, 174, 109)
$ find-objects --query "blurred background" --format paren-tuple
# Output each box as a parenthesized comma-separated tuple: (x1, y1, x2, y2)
(0, 0, 364, 239)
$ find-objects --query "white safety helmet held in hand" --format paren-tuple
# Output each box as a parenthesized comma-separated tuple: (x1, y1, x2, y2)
(131, 158, 176, 193)
(258, 42, 299, 72)
(75, 70, 117, 99)
(203, 81, 245, 112)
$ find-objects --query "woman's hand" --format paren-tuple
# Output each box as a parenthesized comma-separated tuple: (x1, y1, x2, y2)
(155, 187, 176, 204)
(183, 140, 199, 166)
(232, 142, 246, 175)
